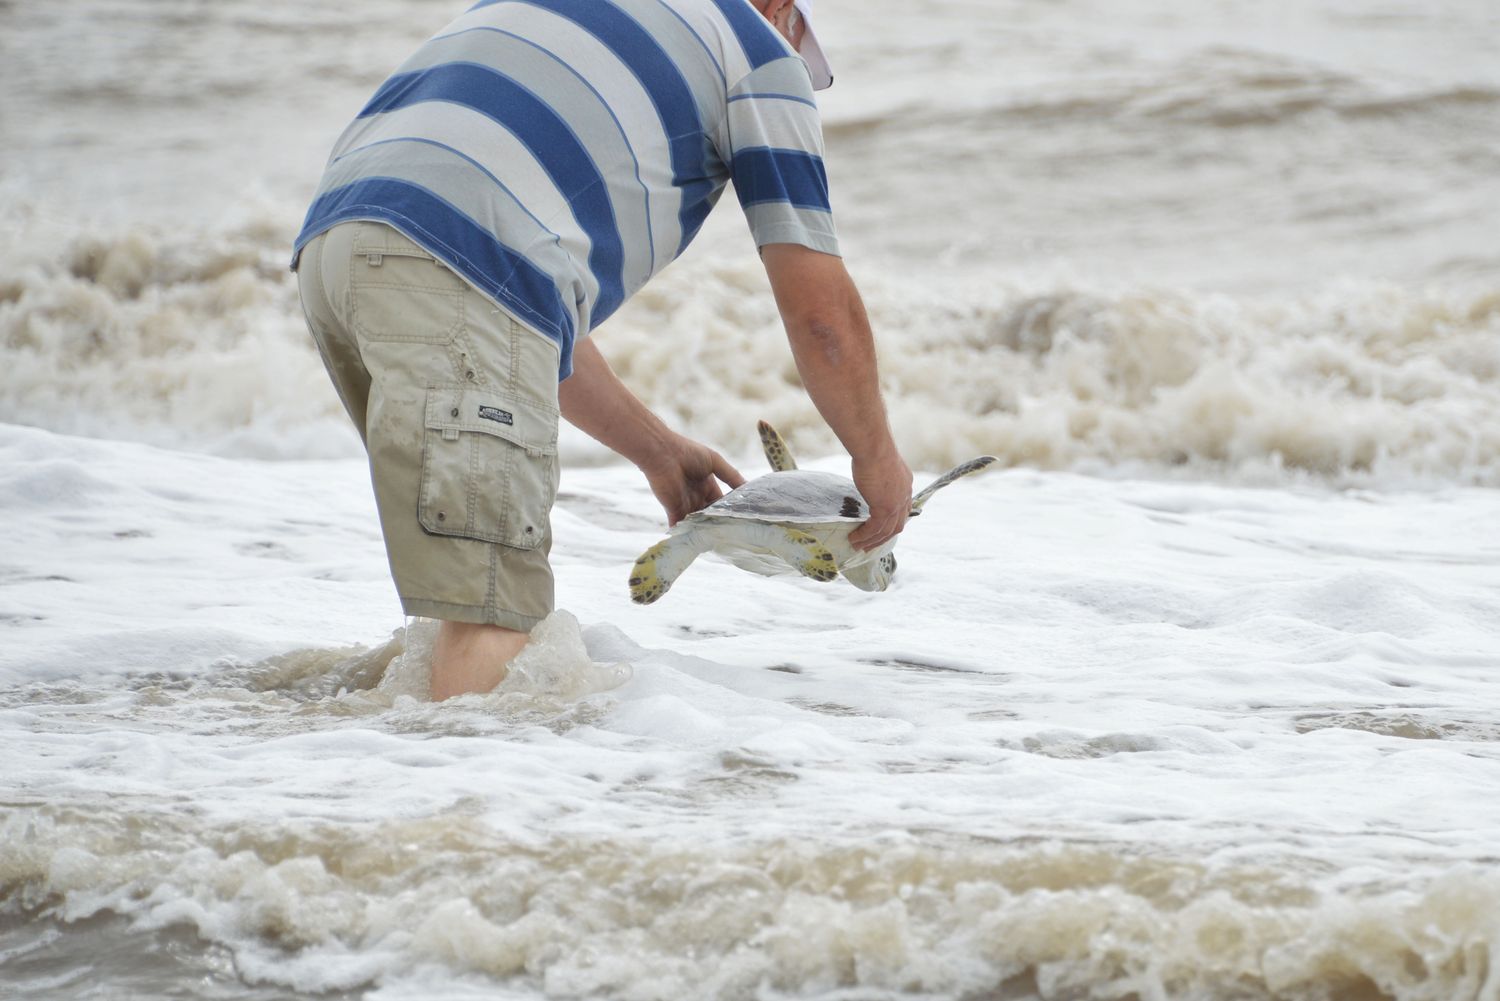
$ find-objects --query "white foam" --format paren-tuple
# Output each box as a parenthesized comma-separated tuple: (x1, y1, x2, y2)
(376, 619, 438, 702)
(4, 424, 1500, 996)
(494, 611, 633, 700)
(372, 613, 631, 706)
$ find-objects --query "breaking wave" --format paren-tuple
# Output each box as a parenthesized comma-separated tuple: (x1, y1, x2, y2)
(2, 209, 1497, 484)
(5, 805, 1498, 1000)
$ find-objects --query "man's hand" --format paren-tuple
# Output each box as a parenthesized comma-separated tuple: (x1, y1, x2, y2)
(641, 433, 745, 526)
(556, 341, 742, 523)
(848, 446, 913, 551)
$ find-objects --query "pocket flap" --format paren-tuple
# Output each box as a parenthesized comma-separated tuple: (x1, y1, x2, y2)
(425, 387, 558, 455)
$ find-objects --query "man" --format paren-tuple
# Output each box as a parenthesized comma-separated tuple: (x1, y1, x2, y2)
(293, 0, 912, 699)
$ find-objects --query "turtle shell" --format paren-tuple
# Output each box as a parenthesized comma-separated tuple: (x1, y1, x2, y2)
(692, 470, 868, 524)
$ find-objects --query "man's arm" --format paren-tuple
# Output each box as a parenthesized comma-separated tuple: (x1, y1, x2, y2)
(760, 243, 913, 551)
(559, 338, 744, 525)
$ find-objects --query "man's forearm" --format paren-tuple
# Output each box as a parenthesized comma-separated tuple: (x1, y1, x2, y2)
(560, 338, 745, 524)
(558, 338, 672, 469)
(763, 244, 912, 549)
(772, 260, 900, 464)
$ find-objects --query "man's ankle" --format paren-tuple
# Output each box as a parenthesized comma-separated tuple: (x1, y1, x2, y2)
(429, 620, 529, 700)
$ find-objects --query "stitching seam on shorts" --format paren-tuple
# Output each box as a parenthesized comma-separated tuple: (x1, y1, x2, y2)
(417, 413, 434, 530)
(312, 232, 339, 327)
(457, 292, 469, 378)
(346, 231, 359, 344)
(485, 545, 498, 621)
(508, 314, 521, 387)
(466, 422, 480, 539)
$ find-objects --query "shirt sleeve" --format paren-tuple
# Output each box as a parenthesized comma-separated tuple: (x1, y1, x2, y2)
(723, 56, 840, 257)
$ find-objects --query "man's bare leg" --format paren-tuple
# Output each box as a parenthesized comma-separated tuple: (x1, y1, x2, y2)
(429, 620, 529, 700)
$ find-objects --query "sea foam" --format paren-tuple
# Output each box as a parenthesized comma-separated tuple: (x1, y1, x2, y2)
(3, 212, 1497, 486)
(3, 420, 1499, 1000)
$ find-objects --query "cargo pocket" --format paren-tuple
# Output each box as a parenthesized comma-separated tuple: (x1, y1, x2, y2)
(417, 387, 559, 550)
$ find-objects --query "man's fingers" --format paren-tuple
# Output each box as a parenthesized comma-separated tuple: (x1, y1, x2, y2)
(714, 452, 746, 489)
(651, 443, 742, 528)
(849, 508, 906, 551)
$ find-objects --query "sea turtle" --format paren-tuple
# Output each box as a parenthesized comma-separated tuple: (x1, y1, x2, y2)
(629, 422, 997, 604)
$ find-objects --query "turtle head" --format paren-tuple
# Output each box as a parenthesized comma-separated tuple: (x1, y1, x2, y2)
(843, 548, 897, 592)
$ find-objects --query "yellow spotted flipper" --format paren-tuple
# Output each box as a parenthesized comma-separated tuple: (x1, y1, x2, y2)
(910, 456, 999, 515)
(630, 535, 706, 605)
(629, 540, 673, 605)
(757, 420, 798, 472)
(778, 526, 839, 582)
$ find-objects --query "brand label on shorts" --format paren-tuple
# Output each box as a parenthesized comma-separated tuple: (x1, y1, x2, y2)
(477, 405, 514, 426)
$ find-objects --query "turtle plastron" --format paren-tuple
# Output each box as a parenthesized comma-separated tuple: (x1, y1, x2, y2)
(629, 522, 839, 605)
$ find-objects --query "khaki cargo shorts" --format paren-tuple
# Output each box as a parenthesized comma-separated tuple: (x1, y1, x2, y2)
(296, 221, 561, 631)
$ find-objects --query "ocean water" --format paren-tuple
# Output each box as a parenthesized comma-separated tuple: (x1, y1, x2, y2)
(3, 0, 1499, 998)
(4, 0, 1498, 479)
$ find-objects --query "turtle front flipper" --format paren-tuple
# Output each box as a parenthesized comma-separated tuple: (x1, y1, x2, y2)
(630, 532, 706, 604)
(732, 523, 838, 582)
(783, 527, 839, 582)
(910, 455, 999, 515)
(757, 420, 798, 472)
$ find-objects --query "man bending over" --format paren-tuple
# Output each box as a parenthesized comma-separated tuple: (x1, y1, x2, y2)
(292, 0, 912, 698)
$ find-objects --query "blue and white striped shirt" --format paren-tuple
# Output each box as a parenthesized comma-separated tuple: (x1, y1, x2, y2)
(292, 0, 839, 379)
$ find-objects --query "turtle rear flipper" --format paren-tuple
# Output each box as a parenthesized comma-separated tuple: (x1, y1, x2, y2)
(630, 532, 707, 604)
(910, 455, 999, 515)
(757, 420, 798, 472)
